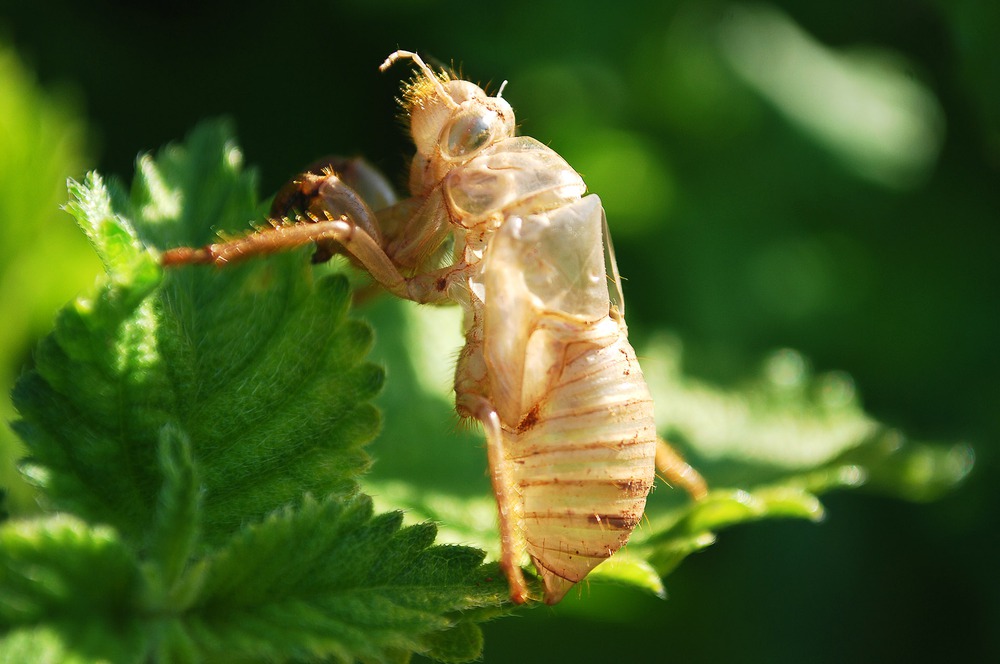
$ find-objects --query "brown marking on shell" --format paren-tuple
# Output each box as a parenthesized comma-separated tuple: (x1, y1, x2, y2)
(536, 397, 652, 424)
(586, 512, 641, 530)
(517, 403, 541, 432)
(619, 347, 632, 376)
(518, 476, 653, 499)
(512, 438, 642, 460)
(528, 542, 613, 562)
(611, 477, 654, 498)
(524, 510, 640, 531)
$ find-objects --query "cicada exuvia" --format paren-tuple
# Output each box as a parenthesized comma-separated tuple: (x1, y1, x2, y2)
(162, 50, 707, 604)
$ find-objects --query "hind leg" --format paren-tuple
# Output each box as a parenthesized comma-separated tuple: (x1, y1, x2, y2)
(655, 438, 708, 500)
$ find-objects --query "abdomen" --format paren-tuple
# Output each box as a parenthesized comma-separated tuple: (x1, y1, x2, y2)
(507, 325, 657, 603)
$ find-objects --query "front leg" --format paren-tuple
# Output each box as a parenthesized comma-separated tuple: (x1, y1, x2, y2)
(160, 206, 419, 299)
(161, 167, 456, 305)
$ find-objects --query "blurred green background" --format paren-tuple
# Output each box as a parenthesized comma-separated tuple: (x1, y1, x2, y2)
(1, 0, 996, 662)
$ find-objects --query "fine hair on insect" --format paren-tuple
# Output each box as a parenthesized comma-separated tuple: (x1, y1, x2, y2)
(161, 49, 708, 605)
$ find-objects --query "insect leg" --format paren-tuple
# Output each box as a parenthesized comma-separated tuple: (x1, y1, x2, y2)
(272, 156, 397, 216)
(655, 438, 708, 500)
(161, 168, 461, 304)
(270, 157, 396, 245)
(457, 391, 530, 604)
(161, 207, 417, 294)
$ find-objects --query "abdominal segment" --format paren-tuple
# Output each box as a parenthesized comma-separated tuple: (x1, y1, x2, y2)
(506, 329, 657, 604)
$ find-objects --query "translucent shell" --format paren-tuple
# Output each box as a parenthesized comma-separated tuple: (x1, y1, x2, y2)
(377, 51, 698, 603)
(165, 51, 706, 605)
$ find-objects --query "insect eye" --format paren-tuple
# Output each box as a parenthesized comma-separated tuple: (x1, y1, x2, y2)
(444, 109, 497, 157)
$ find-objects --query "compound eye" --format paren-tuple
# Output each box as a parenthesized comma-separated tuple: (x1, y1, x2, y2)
(444, 109, 497, 157)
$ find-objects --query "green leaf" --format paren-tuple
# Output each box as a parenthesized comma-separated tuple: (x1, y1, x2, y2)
(12, 121, 383, 548)
(0, 515, 146, 663)
(586, 557, 666, 598)
(6, 122, 510, 663)
(629, 339, 971, 580)
(64, 172, 159, 290)
(144, 423, 200, 598)
(640, 338, 973, 499)
(823, 429, 976, 502)
(181, 494, 507, 663)
(417, 621, 484, 664)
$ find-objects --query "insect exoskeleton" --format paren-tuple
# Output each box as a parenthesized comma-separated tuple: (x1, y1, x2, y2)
(160, 50, 707, 605)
